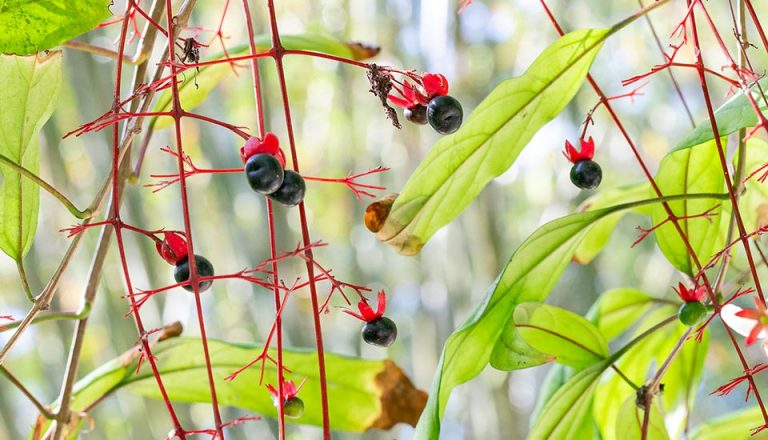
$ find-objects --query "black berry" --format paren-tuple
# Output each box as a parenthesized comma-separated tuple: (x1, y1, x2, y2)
(404, 105, 428, 125)
(245, 153, 284, 194)
(678, 301, 707, 326)
(427, 95, 463, 135)
(174, 254, 215, 293)
(268, 170, 306, 206)
(362, 317, 397, 347)
(283, 396, 304, 418)
(569, 160, 602, 190)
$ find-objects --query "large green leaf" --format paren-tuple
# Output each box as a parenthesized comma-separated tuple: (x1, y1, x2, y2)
(574, 183, 649, 264)
(413, 193, 722, 439)
(153, 34, 379, 129)
(675, 78, 768, 151)
(615, 395, 669, 440)
(0, 52, 62, 260)
(0, 1, 111, 55)
(56, 338, 426, 433)
(590, 288, 656, 340)
(513, 302, 609, 368)
(650, 139, 725, 275)
(529, 360, 609, 440)
(735, 138, 768, 232)
(489, 324, 553, 370)
(690, 406, 768, 440)
(376, 28, 609, 256)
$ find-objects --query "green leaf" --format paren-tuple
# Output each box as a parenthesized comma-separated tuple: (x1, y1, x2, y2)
(413, 193, 723, 439)
(490, 323, 553, 370)
(152, 34, 379, 130)
(0, 52, 62, 260)
(661, 328, 708, 414)
(574, 183, 649, 264)
(650, 139, 725, 275)
(529, 364, 571, 427)
(56, 338, 426, 433)
(593, 307, 679, 440)
(690, 406, 768, 440)
(735, 138, 768, 232)
(376, 28, 609, 255)
(529, 361, 609, 440)
(0, 1, 111, 55)
(615, 395, 669, 440)
(675, 78, 768, 151)
(513, 302, 609, 368)
(590, 288, 655, 340)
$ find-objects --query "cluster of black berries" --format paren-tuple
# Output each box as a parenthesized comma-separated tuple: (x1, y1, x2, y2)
(241, 133, 305, 206)
(388, 72, 464, 135)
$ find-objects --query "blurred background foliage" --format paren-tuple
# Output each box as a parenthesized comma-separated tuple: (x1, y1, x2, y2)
(1, 0, 768, 438)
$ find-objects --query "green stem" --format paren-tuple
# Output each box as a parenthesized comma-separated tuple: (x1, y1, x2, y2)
(0, 365, 55, 419)
(16, 260, 34, 302)
(0, 305, 91, 333)
(0, 153, 92, 219)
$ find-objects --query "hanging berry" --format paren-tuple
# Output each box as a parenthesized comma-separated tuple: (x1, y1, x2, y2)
(673, 282, 708, 326)
(266, 379, 306, 419)
(343, 290, 398, 347)
(245, 154, 284, 194)
(388, 72, 463, 134)
(563, 137, 602, 190)
(268, 170, 306, 206)
(240, 133, 305, 206)
(156, 232, 215, 293)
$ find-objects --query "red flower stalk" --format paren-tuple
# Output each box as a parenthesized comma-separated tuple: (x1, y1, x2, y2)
(562, 136, 595, 163)
(673, 282, 707, 302)
(240, 132, 286, 167)
(342, 290, 387, 322)
(388, 72, 449, 109)
(266, 378, 306, 405)
(155, 231, 189, 265)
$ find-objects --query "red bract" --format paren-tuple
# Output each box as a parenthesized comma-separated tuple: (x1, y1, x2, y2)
(673, 282, 706, 302)
(562, 137, 595, 163)
(342, 290, 387, 322)
(388, 72, 449, 109)
(155, 232, 189, 265)
(266, 378, 306, 404)
(240, 132, 287, 168)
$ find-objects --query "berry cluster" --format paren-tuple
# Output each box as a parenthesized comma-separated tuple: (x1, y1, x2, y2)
(388, 72, 464, 135)
(241, 133, 306, 206)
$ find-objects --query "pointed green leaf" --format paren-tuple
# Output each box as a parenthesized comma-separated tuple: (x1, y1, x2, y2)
(650, 139, 725, 275)
(376, 28, 609, 255)
(0, 1, 111, 55)
(529, 361, 608, 440)
(574, 183, 649, 264)
(152, 34, 379, 129)
(675, 78, 768, 151)
(690, 406, 768, 440)
(0, 52, 62, 260)
(591, 288, 655, 340)
(514, 302, 609, 368)
(52, 338, 426, 433)
(490, 323, 554, 370)
(615, 395, 669, 440)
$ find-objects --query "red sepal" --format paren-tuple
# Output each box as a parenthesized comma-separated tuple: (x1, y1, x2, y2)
(422, 73, 449, 97)
(156, 231, 189, 265)
(673, 282, 707, 302)
(342, 290, 388, 322)
(563, 137, 595, 163)
(267, 378, 306, 404)
(240, 133, 287, 167)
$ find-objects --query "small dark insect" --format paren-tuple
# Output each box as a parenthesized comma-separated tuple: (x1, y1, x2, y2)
(179, 37, 201, 88)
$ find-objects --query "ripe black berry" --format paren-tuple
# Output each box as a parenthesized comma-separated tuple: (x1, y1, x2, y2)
(404, 105, 428, 125)
(362, 317, 397, 347)
(569, 160, 602, 190)
(174, 254, 215, 292)
(245, 153, 284, 194)
(283, 396, 304, 418)
(268, 170, 306, 206)
(427, 95, 463, 135)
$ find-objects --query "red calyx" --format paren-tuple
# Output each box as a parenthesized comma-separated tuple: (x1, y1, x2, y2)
(342, 290, 387, 322)
(266, 378, 306, 403)
(673, 282, 706, 303)
(240, 133, 287, 167)
(156, 231, 189, 265)
(388, 72, 450, 110)
(563, 137, 595, 163)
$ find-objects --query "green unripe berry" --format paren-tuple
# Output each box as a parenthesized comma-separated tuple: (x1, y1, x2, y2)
(678, 301, 707, 326)
(283, 396, 304, 418)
